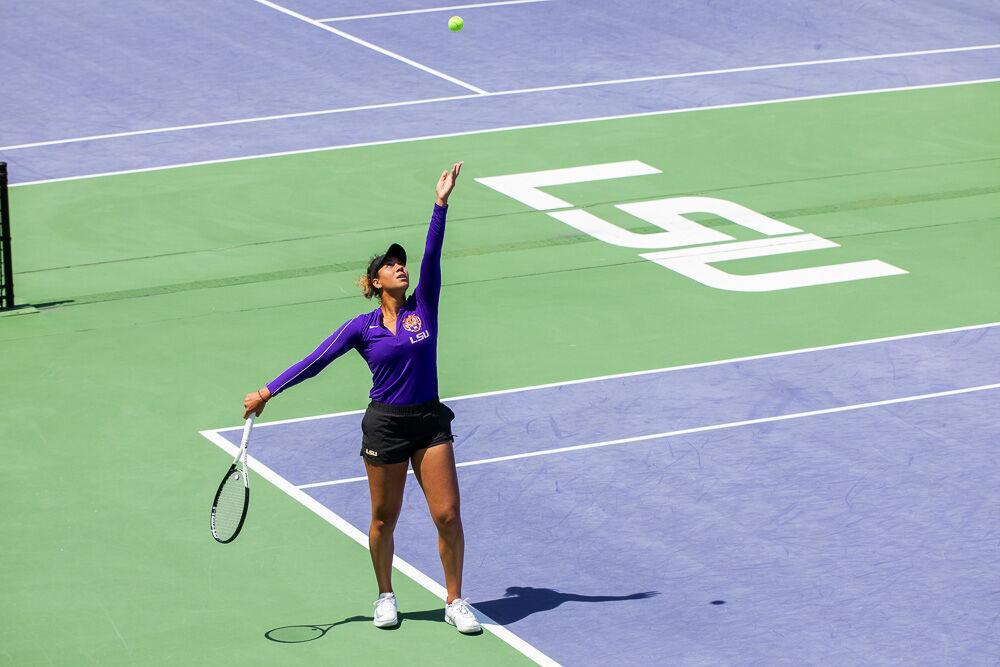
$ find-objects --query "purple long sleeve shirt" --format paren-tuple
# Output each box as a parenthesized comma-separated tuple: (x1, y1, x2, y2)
(266, 204, 447, 405)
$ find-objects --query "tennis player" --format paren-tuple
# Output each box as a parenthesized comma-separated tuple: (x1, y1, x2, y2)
(242, 162, 480, 634)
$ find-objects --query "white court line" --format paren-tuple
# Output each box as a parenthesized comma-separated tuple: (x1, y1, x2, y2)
(204, 320, 999, 433)
(0, 94, 475, 151)
(499, 43, 1000, 95)
(10, 76, 1000, 188)
(251, 0, 488, 94)
(320, 0, 551, 22)
(4, 43, 996, 151)
(198, 428, 558, 666)
(296, 382, 1000, 489)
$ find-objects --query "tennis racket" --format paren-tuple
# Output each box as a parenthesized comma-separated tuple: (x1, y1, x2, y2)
(210, 414, 255, 543)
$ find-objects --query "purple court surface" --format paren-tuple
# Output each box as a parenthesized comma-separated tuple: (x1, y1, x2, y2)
(3, 0, 998, 184)
(206, 323, 1000, 664)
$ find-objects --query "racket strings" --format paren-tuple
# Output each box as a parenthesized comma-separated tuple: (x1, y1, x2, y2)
(212, 468, 247, 540)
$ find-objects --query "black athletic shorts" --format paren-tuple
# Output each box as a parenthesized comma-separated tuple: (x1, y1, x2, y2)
(360, 398, 456, 464)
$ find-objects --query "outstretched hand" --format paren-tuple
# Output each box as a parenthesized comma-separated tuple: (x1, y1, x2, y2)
(435, 161, 463, 205)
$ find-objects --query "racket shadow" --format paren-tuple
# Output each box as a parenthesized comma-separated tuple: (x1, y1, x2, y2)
(265, 608, 455, 643)
(264, 615, 370, 643)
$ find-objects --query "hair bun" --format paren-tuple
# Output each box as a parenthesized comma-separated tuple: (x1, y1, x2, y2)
(357, 274, 377, 299)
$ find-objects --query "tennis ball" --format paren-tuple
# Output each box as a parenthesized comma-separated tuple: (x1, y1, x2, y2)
(448, 15, 464, 31)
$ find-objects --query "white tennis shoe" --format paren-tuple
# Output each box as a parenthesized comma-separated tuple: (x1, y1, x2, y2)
(373, 592, 398, 628)
(444, 598, 481, 633)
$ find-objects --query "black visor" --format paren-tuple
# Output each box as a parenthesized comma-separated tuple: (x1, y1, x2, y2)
(367, 243, 407, 280)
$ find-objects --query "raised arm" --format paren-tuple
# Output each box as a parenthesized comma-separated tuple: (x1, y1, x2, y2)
(416, 161, 462, 306)
(243, 315, 362, 417)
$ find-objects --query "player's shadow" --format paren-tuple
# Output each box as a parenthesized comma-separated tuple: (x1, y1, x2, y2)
(399, 608, 448, 623)
(264, 588, 658, 641)
(474, 586, 659, 624)
(397, 607, 484, 634)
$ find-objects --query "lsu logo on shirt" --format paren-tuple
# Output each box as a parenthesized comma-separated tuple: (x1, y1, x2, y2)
(402, 314, 422, 332)
(403, 314, 430, 344)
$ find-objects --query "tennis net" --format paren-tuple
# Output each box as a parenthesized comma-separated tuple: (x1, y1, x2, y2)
(0, 162, 13, 310)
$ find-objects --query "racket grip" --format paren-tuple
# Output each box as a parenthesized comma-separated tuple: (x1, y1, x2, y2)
(240, 414, 255, 446)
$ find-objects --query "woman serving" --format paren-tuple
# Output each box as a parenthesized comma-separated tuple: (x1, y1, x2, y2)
(242, 162, 480, 633)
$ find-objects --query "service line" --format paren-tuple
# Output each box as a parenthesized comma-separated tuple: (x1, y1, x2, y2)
(295, 382, 1000, 489)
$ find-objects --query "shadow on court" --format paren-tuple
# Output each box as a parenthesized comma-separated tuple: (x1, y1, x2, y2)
(264, 588, 658, 641)
(264, 615, 370, 642)
(265, 609, 455, 643)
(399, 608, 449, 623)
(474, 586, 660, 624)
(401, 608, 484, 635)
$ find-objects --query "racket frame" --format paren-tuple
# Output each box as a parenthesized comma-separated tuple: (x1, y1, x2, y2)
(210, 415, 255, 543)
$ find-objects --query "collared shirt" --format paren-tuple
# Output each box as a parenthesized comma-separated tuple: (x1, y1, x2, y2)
(266, 204, 447, 405)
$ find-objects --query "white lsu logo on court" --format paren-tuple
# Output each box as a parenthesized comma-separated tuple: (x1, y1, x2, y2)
(475, 161, 907, 292)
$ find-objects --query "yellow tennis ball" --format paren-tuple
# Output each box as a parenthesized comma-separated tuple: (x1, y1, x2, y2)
(448, 15, 464, 32)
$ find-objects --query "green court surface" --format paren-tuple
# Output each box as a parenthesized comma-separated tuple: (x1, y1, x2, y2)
(2, 82, 998, 664)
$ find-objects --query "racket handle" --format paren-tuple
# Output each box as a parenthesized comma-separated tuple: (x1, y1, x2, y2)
(240, 414, 255, 447)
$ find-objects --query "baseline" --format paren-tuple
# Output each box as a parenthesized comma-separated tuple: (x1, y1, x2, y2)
(207, 319, 999, 432)
(206, 322, 1000, 489)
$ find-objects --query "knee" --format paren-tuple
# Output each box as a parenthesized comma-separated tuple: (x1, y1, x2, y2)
(433, 507, 462, 533)
(371, 508, 400, 533)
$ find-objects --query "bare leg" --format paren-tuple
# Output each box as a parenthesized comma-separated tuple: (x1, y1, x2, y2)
(412, 441, 464, 603)
(364, 459, 408, 594)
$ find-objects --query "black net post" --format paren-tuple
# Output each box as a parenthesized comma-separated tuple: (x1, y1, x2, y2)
(0, 162, 13, 310)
